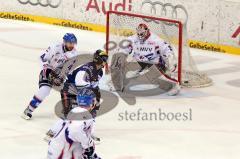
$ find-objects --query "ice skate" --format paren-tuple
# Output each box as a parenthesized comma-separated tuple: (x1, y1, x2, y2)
(167, 83, 181, 96)
(21, 107, 33, 120)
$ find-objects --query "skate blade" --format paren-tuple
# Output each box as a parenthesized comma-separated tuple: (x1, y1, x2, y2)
(167, 88, 181, 96)
(21, 114, 31, 120)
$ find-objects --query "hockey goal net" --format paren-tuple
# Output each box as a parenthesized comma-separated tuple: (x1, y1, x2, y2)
(106, 11, 212, 88)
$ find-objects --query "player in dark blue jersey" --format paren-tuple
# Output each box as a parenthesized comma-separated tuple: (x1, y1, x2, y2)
(61, 49, 108, 118)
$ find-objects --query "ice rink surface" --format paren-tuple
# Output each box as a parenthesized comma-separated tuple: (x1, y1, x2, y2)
(0, 18, 240, 159)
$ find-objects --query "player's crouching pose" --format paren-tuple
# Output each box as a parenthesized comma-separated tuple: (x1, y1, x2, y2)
(22, 33, 78, 120)
(45, 50, 108, 141)
(47, 88, 101, 159)
(125, 23, 180, 95)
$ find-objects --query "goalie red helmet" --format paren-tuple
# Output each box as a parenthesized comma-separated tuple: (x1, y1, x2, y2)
(136, 23, 150, 40)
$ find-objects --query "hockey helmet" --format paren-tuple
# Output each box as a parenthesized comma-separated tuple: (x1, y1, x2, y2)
(93, 49, 108, 65)
(63, 33, 77, 44)
(76, 88, 96, 109)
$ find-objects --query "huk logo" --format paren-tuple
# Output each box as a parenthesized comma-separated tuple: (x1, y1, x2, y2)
(86, 0, 132, 14)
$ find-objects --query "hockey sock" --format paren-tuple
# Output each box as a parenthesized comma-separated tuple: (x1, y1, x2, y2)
(28, 96, 42, 111)
(28, 86, 51, 111)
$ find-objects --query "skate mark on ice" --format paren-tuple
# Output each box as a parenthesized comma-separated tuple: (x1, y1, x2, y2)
(0, 39, 44, 50)
(0, 27, 54, 50)
(227, 79, 240, 87)
(206, 66, 240, 76)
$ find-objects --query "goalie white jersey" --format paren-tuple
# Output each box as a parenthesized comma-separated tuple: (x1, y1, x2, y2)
(40, 43, 78, 70)
(124, 32, 175, 65)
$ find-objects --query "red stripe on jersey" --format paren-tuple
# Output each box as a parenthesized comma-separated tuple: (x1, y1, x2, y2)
(58, 149, 64, 159)
(71, 151, 75, 159)
(68, 143, 73, 150)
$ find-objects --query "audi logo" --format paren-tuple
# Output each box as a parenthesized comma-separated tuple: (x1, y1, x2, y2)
(141, 0, 188, 25)
(17, 0, 62, 8)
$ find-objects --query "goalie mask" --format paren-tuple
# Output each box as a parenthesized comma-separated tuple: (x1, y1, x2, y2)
(136, 23, 150, 41)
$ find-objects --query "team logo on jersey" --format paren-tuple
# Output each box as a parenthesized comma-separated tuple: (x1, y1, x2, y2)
(138, 47, 153, 52)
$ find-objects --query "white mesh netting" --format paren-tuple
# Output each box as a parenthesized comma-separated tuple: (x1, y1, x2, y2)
(106, 11, 212, 88)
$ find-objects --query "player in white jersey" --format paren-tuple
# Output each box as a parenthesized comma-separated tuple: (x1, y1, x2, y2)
(22, 33, 78, 120)
(125, 23, 180, 95)
(47, 88, 101, 159)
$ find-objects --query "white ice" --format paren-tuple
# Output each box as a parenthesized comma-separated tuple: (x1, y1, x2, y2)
(0, 18, 240, 159)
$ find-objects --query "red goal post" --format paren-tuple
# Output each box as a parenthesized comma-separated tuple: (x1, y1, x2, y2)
(105, 11, 212, 88)
(106, 10, 183, 84)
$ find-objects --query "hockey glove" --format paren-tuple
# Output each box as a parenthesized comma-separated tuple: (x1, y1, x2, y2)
(83, 146, 101, 159)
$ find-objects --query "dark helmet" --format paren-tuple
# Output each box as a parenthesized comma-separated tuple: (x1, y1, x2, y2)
(93, 49, 108, 65)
